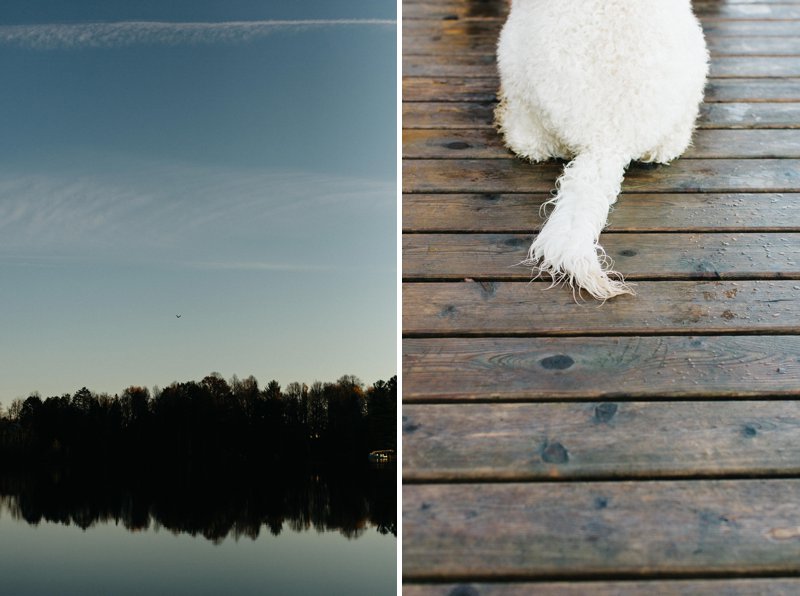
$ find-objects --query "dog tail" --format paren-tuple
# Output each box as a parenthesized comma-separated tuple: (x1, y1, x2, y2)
(524, 150, 634, 300)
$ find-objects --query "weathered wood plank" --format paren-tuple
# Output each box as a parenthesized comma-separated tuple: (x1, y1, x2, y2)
(403, 34, 800, 57)
(402, 20, 800, 46)
(403, 77, 800, 103)
(685, 21, 800, 37)
(403, 101, 800, 129)
(402, 336, 800, 400)
(404, 580, 800, 596)
(404, 100, 496, 128)
(401, 2, 800, 592)
(403, 159, 800, 193)
(404, 480, 800, 580)
(404, 0, 800, 10)
(403, 401, 800, 481)
(404, 0, 800, 3)
(403, 193, 800, 233)
(403, 1, 507, 20)
(403, 129, 800, 159)
(403, 77, 499, 102)
(700, 79, 800, 103)
(404, 233, 800, 280)
(403, 55, 800, 78)
(659, 103, 783, 128)
(402, 3, 800, 21)
(404, 53, 496, 77)
(402, 18, 800, 36)
(403, 281, 800, 336)
(705, 57, 800, 79)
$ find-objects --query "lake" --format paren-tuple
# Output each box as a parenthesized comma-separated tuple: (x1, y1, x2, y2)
(0, 467, 396, 595)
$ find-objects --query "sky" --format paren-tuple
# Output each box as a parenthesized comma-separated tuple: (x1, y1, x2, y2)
(0, 0, 397, 404)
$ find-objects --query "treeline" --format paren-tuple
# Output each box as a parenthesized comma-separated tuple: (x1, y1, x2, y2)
(0, 373, 396, 471)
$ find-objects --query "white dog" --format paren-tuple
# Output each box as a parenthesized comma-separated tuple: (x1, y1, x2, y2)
(496, 0, 709, 299)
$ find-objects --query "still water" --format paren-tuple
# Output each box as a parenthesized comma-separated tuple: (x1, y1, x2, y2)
(0, 469, 396, 595)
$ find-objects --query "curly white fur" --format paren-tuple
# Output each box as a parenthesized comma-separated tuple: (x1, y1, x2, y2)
(496, 0, 709, 300)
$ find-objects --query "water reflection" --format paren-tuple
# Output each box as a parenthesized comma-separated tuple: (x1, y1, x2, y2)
(0, 466, 395, 544)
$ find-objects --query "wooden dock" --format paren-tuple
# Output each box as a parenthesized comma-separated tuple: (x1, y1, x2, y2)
(402, 0, 800, 593)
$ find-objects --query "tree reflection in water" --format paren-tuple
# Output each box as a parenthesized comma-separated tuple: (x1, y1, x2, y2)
(0, 465, 396, 543)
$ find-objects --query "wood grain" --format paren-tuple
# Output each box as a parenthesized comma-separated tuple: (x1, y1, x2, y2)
(403, 159, 800, 193)
(403, 55, 800, 78)
(404, 281, 800, 336)
(402, 1, 800, 590)
(403, 401, 800, 481)
(402, 336, 800, 401)
(404, 480, 800, 579)
(403, 21, 800, 48)
(403, 77, 800, 103)
(402, 3, 800, 22)
(403, 233, 800, 280)
(403, 101, 800, 129)
(403, 34, 800, 57)
(403, 193, 800, 233)
(403, 129, 800, 159)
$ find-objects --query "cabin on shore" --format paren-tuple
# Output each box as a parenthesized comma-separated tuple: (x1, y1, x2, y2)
(368, 449, 396, 463)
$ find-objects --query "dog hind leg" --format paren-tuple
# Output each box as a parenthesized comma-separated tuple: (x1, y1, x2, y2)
(495, 92, 566, 162)
(642, 114, 698, 164)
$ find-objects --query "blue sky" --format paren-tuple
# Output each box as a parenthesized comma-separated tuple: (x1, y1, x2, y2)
(0, 1, 396, 403)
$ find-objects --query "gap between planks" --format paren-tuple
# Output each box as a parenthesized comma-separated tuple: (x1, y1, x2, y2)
(403, 579, 800, 596)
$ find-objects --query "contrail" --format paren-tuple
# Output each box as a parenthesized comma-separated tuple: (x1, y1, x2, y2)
(0, 19, 396, 49)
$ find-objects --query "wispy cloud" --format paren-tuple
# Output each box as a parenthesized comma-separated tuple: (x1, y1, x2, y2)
(0, 19, 396, 49)
(0, 156, 394, 270)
